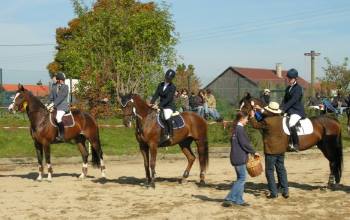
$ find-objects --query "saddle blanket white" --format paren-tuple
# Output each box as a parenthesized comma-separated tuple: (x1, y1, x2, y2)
(282, 117, 313, 136)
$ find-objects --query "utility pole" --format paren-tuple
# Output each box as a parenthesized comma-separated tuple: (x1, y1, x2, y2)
(304, 50, 320, 97)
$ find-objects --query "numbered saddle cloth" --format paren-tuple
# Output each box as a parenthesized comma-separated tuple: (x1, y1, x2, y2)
(50, 112, 75, 128)
(282, 117, 313, 136)
(157, 112, 185, 129)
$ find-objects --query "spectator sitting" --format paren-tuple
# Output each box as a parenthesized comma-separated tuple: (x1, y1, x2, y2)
(322, 97, 339, 116)
(307, 92, 322, 110)
(179, 89, 190, 111)
(189, 92, 196, 111)
(192, 90, 205, 117)
(260, 89, 271, 105)
(205, 89, 223, 122)
(332, 92, 347, 114)
(174, 90, 183, 112)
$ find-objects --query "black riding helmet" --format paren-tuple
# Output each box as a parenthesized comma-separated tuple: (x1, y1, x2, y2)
(286, 69, 298, 79)
(56, 72, 66, 81)
(165, 69, 176, 81)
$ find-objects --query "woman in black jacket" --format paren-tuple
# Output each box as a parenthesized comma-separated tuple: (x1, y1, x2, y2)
(222, 111, 259, 207)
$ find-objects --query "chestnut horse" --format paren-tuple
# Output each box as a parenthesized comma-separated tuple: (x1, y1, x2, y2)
(8, 85, 106, 181)
(240, 96, 343, 187)
(120, 94, 209, 187)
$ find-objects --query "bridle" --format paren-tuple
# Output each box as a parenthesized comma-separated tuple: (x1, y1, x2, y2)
(121, 98, 143, 120)
(8, 92, 27, 113)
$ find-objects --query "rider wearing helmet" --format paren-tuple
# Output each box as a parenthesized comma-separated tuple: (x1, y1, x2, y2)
(281, 68, 305, 152)
(48, 72, 69, 141)
(150, 69, 177, 144)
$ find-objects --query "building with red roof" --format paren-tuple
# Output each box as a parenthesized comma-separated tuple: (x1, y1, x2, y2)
(1, 84, 49, 97)
(205, 65, 310, 105)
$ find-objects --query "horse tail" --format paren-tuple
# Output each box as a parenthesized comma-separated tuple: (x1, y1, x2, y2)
(198, 128, 209, 172)
(82, 112, 102, 168)
(334, 131, 343, 184)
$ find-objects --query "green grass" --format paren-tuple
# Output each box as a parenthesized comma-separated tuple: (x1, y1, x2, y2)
(1, 108, 349, 158)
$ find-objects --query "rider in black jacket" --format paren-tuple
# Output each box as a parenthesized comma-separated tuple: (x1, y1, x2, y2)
(281, 69, 305, 152)
(150, 69, 177, 144)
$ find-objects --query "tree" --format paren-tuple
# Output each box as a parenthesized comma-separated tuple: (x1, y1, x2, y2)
(47, 0, 178, 116)
(321, 57, 350, 95)
(174, 64, 201, 94)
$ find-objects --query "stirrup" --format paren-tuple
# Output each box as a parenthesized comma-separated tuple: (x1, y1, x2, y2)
(159, 134, 170, 144)
(287, 144, 298, 152)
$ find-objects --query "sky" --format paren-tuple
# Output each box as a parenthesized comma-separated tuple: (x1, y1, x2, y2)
(0, 0, 350, 86)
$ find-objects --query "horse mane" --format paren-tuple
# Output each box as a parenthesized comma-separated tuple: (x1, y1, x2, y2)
(24, 90, 46, 110)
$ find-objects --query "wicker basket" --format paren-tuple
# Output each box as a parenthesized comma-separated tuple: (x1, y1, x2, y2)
(246, 155, 263, 177)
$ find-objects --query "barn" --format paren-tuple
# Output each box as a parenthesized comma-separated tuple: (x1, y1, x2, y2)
(0, 84, 49, 106)
(205, 64, 310, 106)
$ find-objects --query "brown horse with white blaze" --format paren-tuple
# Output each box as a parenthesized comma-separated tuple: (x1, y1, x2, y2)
(240, 96, 343, 187)
(120, 93, 209, 187)
(8, 85, 106, 181)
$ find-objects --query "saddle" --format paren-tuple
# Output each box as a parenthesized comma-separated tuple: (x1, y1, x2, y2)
(282, 117, 313, 136)
(50, 111, 75, 128)
(157, 112, 185, 129)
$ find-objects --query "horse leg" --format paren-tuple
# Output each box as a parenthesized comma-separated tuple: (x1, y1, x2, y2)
(43, 144, 53, 182)
(149, 143, 158, 188)
(179, 139, 195, 184)
(139, 143, 151, 185)
(34, 141, 44, 181)
(317, 140, 337, 188)
(195, 139, 209, 186)
(76, 135, 89, 179)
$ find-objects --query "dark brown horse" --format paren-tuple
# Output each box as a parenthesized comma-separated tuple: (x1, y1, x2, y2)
(240, 96, 343, 187)
(120, 94, 209, 187)
(8, 85, 106, 181)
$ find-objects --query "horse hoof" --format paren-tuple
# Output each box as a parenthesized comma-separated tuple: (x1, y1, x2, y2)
(179, 178, 188, 184)
(46, 178, 52, 182)
(36, 177, 42, 182)
(198, 180, 206, 187)
(79, 173, 86, 179)
(101, 172, 106, 179)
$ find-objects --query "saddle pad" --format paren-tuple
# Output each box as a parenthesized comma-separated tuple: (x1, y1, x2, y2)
(157, 113, 185, 129)
(282, 117, 313, 136)
(50, 112, 75, 128)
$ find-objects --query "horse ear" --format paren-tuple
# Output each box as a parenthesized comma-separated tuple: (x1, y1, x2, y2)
(18, 84, 24, 91)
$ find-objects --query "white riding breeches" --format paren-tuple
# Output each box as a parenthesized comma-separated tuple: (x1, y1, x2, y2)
(56, 110, 65, 123)
(289, 114, 301, 127)
(163, 109, 173, 120)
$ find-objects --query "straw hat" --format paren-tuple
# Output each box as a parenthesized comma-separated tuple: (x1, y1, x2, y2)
(263, 89, 271, 93)
(264, 102, 282, 114)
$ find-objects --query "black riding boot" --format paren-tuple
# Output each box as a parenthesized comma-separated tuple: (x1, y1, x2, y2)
(159, 120, 170, 144)
(289, 126, 299, 152)
(57, 122, 65, 142)
(167, 119, 173, 139)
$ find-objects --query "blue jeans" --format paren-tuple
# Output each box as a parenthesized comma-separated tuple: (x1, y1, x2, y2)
(225, 164, 246, 204)
(265, 154, 288, 196)
(195, 106, 204, 117)
(208, 108, 221, 120)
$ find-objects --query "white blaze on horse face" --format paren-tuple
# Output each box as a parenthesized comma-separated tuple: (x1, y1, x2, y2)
(240, 102, 245, 110)
(8, 92, 20, 111)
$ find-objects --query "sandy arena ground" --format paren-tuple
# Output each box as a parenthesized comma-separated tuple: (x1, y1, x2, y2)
(0, 150, 349, 220)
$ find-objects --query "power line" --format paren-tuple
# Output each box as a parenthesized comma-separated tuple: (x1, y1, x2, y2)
(181, 6, 345, 37)
(0, 43, 55, 47)
(181, 7, 350, 42)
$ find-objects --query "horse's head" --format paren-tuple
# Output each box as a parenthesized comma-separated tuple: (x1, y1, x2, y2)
(239, 95, 266, 117)
(119, 93, 135, 128)
(8, 84, 29, 113)
(239, 94, 254, 116)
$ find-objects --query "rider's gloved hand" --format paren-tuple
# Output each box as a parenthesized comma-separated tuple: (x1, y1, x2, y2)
(46, 103, 55, 112)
